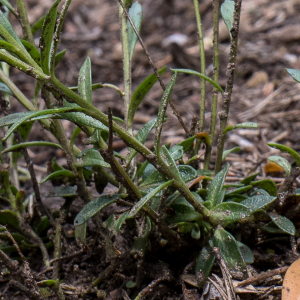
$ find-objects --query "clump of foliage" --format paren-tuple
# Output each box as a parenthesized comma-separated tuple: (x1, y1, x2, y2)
(0, 0, 298, 298)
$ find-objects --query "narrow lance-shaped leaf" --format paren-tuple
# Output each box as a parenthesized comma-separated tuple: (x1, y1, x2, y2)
(160, 145, 181, 178)
(74, 194, 121, 226)
(2, 141, 63, 153)
(222, 146, 241, 161)
(127, 1, 142, 60)
(75, 148, 110, 168)
(0, 10, 26, 50)
(0, 82, 14, 96)
(128, 180, 173, 218)
(128, 67, 166, 127)
(21, 39, 41, 65)
(195, 246, 215, 287)
(0, 0, 17, 17)
(213, 226, 247, 279)
(223, 122, 258, 135)
(40, 170, 75, 184)
(127, 118, 157, 166)
(240, 195, 276, 213)
(155, 73, 177, 154)
(251, 179, 277, 197)
(207, 163, 229, 208)
(78, 57, 92, 104)
(2, 107, 84, 141)
(268, 143, 300, 166)
(209, 202, 250, 227)
(268, 155, 291, 176)
(286, 68, 300, 83)
(269, 213, 295, 235)
(171, 68, 224, 94)
(221, 0, 235, 38)
(40, 0, 61, 74)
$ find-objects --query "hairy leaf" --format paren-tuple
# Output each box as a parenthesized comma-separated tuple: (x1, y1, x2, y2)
(268, 155, 291, 176)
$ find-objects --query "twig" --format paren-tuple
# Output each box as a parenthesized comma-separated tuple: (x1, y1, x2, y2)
(236, 266, 289, 287)
(117, 0, 189, 135)
(134, 276, 172, 300)
(0, 227, 45, 300)
(215, 0, 242, 173)
(13, 130, 54, 225)
(50, 249, 85, 265)
(84, 262, 116, 295)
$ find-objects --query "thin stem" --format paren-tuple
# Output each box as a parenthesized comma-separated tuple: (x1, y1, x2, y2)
(215, 0, 242, 173)
(193, 0, 206, 154)
(119, 0, 132, 131)
(204, 0, 220, 169)
(117, 0, 189, 135)
(16, 0, 34, 45)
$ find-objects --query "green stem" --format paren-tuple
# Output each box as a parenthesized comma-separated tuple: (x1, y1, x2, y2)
(204, 0, 220, 170)
(215, 0, 242, 173)
(16, 0, 35, 44)
(193, 0, 206, 153)
(119, 0, 132, 131)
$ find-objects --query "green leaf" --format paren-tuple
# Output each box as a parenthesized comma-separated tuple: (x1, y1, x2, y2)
(31, 15, 46, 35)
(2, 141, 63, 154)
(221, 0, 235, 37)
(52, 157, 64, 171)
(251, 179, 277, 196)
(223, 122, 258, 135)
(237, 241, 254, 264)
(21, 39, 41, 65)
(37, 279, 58, 288)
(209, 202, 249, 226)
(261, 222, 289, 234)
(226, 185, 252, 196)
(74, 194, 121, 226)
(127, 1, 142, 60)
(178, 165, 197, 182)
(222, 146, 241, 161)
(127, 118, 157, 165)
(268, 142, 300, 166)
(169, 145, 184, 161)
(160, 145, 180, 177)
(128, 67, 166, 126)
(268, 155, 291, 176)
(191, 225, 201, 239)
(60, 101, 109, 131)
(178, 135, 195, 152)
(212, 226, 247, 279)
(54, 49, 66, 66)
(78, 57, 92, 104)
(40, 170, 75, 184)
(40, 0, 61, 74)
(75, 149, 110, 168)
(171, 68, 224, 94)
(286, 68, 300, 83)
(240, 172, 259, 185)
(47, 186, 77, 198)
(177, 222, 195, 233)
(0, 10, 26, 50)
(240, 195, 276, 213)
(164, 211, 202, 224)
(35, 216, 51, 235)
(75, 221, 87, 245)
(0, 0, 16, 16)
(0, 82, 14, 96)
(2, 107, 84, 141)
(129, 180, 173, 218)
(195, 246, 215, 287)
(207, 163, 229, 208)
(269, 213, 295, 235)
(155, 74, 177, 152)
(0, 210, 21, 231)
(126, 281, 137, 289)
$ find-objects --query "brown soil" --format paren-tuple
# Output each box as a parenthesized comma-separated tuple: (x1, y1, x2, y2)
(1, 0, 300, 299)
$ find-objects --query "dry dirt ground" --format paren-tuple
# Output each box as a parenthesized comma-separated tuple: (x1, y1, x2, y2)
(2, 0, 300, 299)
